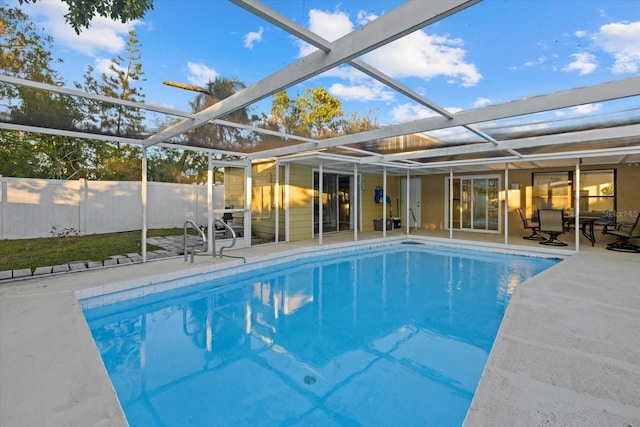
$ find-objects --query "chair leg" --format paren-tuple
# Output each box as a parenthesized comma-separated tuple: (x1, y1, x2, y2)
(606, 238, 640, 253)
(524, 228, 546, 241)
(540, 232, 568, 246)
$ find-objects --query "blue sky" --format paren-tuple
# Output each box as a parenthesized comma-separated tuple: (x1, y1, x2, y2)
(17, 0, 640, 127)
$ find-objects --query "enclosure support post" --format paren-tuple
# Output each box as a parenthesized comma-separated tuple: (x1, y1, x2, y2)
(449, 168, 454, 240)
(285, 163, 290, 242)
(383, 167, 387, 238)
(319, 161, 323, 246)
(244, 158, 252, 248)
(207, 153, 214, 254)
(141, 148, 148, 263)
(504, 163, 509, 245)
(275, 161, 279, 243)
(406, 169, 410, 234)
(575, 158, 581, 251)
(353, 163, 358, 242)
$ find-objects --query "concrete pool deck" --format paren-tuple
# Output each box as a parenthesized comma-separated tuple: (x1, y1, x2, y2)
(1, 235, 639, 426)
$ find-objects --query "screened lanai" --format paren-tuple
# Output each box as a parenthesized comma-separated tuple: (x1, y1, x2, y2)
(2, 0, 640, 258)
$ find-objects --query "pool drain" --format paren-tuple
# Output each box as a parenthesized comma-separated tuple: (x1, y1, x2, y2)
(304, 375, 316, 385)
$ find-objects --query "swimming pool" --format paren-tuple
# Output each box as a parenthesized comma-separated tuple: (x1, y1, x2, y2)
(81, 243, 559, 427)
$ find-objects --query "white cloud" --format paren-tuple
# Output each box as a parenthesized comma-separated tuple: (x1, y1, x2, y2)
(562, 52, 598, 75)
(94, 57, 120, 75)
(22, 0, 138, 56)
(510, 56, 547, 71)
(473, 98, 492, 108)
(356, 10, 378, 26)
(390, 104, 462, 123)
(329, 82, 395, 102)
(570, 103, 601, 114)
(391, 104, 436, 122)
(363, 30, 481, 87)
(295, 6, 481, 107)
(296, 8, 354, 57)
(186, 62, 218, 86)
(244, 27, 264, 49)
(313, 66, 395, 102)
(593, 21, 640, 73)
(554, 103, 601, 117)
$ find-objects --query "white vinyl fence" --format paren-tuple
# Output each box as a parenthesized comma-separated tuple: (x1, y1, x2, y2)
(0, 176, 224, 240)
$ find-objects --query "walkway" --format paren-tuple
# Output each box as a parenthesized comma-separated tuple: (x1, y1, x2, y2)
(0, 235, 200, 281)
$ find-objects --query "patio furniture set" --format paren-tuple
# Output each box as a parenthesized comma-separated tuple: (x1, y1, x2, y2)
(517, 208, 640, 252)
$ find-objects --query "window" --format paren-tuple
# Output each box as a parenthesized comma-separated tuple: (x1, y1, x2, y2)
(579, 170, 615, 212)
(532, 169, 615, 215)
(533, 172, 571, 212)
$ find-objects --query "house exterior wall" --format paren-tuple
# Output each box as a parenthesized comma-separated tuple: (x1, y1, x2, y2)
(360, 173, 400, 231)
(288, 164, 314, 241)
(417, 163, 640, 237)
(282, 167, 401, 242)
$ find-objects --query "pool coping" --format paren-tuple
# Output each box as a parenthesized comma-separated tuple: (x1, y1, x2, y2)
(1, 236, 638, 426)
(76, 235, 570, 309)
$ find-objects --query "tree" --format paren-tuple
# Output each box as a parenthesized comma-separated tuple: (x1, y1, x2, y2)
(1, 2, 74, 129)
(98, 29, 146, 138)
(0, 130, 41, 177)
(265, 88, 343, 138)
(0, 3, 63, 83)
(87, 29, 146, 180)
(0, 3, 94, 179)
(187, 77, 250, 149)
(145, 77, 250, 183)
(264, 87, 377, 138)
(18, 0, 153, 34)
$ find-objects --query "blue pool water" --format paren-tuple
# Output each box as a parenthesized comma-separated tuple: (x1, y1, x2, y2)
(82, 244, 559, 427)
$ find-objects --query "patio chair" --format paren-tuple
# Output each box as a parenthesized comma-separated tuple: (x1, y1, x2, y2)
(517, 208, 545, 240)
(604, 212, 640, 253)
(594, 210, 617, 234)
(538, 209, 567, 246)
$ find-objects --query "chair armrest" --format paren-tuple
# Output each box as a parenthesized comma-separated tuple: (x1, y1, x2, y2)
(616, 221, 633, 232)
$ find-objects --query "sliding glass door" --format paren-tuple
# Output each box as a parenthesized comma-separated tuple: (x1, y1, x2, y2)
(446, 175, 500, 232)
(314, 172, 354, 234)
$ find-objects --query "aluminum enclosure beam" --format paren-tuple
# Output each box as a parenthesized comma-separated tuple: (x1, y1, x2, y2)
(142, 0, 479, 147)
(0, 75, 194, 119)
(232, 0, 456, 121)
(378, 123, 640, 163)
(260, 76, 640, 158)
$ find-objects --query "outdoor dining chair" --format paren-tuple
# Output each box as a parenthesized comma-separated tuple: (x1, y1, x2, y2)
(538, 209, 568, 246)
(604, 212, 640, 253)
(517, 208, 545, 240)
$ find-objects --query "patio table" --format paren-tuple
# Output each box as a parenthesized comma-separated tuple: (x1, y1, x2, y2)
(565, 215, 599, 246)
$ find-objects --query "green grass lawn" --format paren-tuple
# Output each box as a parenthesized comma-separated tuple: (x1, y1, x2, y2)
(0, 229, 182, 272)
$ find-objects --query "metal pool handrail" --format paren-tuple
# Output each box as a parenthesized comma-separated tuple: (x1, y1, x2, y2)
(213, 219, 246, 263)
(183, 220, 208, 262)
(409, 208, 418, 230)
